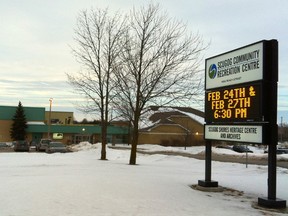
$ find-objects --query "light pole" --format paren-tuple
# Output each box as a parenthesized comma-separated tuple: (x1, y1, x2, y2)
(82, 128, 86, 143)
(47, 98, 53, 139)
(194, 132, 199, 146)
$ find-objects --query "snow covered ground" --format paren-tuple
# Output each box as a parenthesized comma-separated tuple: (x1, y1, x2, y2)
(0, 143, 287, 216)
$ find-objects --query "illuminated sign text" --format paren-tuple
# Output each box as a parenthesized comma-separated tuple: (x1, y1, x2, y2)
(205, 84, 261, 122)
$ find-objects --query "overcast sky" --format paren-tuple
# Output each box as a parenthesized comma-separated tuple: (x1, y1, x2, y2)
(0, 0, 287, 123)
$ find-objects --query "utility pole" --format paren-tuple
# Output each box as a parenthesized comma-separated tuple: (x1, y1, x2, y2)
(47, 98, 53, 139)
(280, 116, 283, 142)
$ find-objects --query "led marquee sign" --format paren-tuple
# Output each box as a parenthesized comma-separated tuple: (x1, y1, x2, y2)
(205, 83, 261, 123)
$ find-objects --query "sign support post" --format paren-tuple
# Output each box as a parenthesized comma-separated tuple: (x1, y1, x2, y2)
(198, 140, 218, 187)
(258, 41, 286, 207)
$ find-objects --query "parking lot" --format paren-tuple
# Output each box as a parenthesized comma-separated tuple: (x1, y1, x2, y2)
(0, 146, 37, 153)
(0, 145, 73, 153)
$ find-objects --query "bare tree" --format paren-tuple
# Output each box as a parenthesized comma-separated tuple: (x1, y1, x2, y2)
(67, 8, 126, 160)
(114, 4, 207, 165)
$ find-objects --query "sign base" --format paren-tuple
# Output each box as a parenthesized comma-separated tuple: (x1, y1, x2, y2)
(198, 180, 218, 187)
(258, 197, 286, 209)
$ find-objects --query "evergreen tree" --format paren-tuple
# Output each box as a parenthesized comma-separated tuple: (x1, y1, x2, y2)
(10, 101, 28, 140)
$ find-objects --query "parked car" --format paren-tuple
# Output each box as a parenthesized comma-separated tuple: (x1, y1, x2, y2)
(0, 142, 9, 148)
(264, 148, 288, 154)
(13, 140, 30, 152)
(232, 145, 253, 153)
(277, 148, 288, 154)
(36, 139, 52, 151)
(216, 145, 232, 150)
(45, 142, 68, 153)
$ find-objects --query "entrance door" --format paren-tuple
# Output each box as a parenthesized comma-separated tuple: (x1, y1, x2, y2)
(31, 133, 42, 145)
(73, 134, 92, 144)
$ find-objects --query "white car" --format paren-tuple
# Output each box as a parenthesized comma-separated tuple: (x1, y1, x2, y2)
(36, 139, 51, 151)
(45, 142, 68, 153)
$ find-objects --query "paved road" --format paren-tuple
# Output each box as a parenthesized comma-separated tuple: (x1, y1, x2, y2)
(135, 149, 288, 169)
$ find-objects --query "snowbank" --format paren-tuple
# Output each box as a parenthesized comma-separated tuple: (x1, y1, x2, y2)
(70, 142, 99, 152)
(0, 144, 287, 215)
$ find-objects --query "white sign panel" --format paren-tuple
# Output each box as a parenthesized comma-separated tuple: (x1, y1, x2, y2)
(205, 41, 264, 90)
(205, 125, 263, 143)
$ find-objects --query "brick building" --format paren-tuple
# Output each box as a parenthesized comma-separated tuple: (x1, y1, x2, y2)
(138, 106, 204, 146)
(0, 105, 128, 144)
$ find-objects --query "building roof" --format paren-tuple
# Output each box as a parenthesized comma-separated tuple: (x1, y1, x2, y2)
(150, 106, 205, 118)
(149, 111, 187, 123)
(140, 106, 204, 131)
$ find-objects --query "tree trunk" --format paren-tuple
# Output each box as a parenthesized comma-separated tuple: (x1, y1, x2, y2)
(101, 122, 107, 160)
(129, 131, 138, 165)
(129, 117, 139, 165)
(101, 142, 106, 160)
